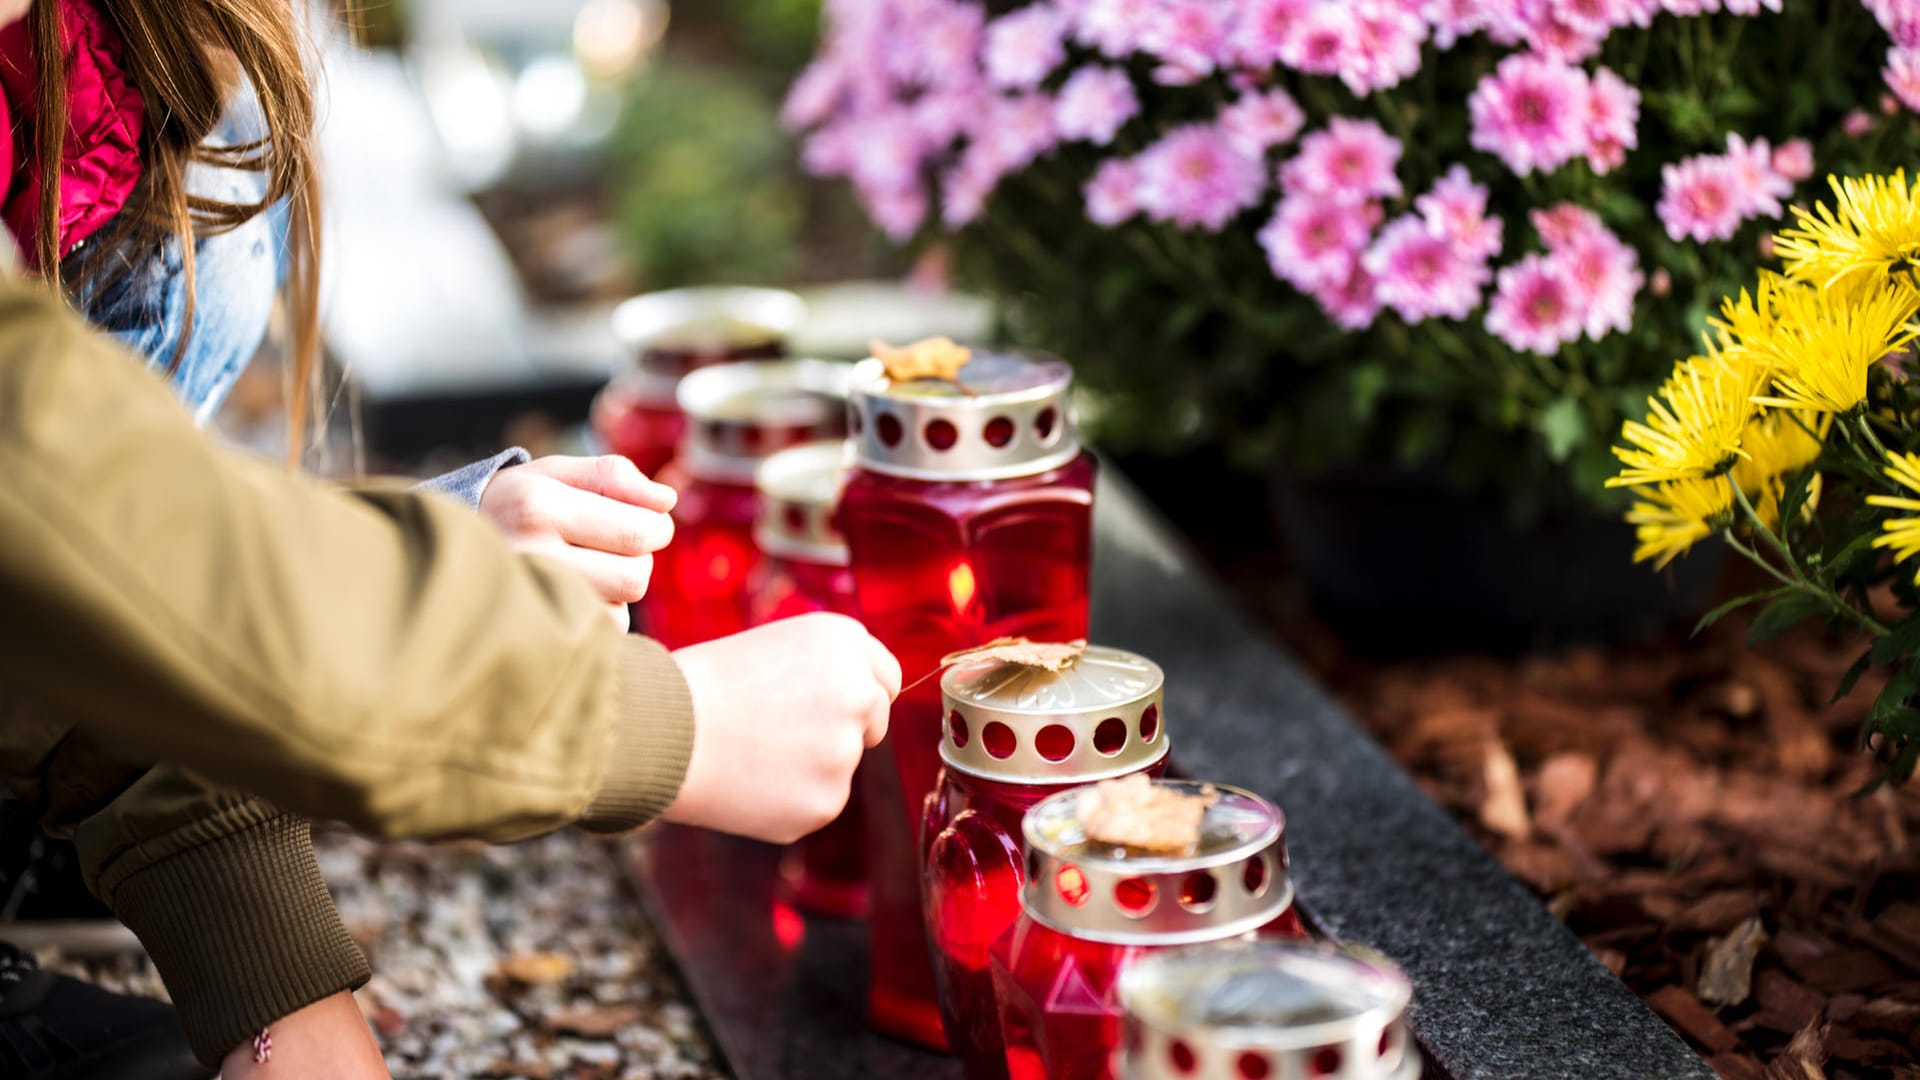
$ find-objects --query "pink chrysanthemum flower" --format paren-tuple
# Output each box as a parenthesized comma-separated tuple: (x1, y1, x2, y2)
(1280, 117, 1404, 203)
(1887, 47, 1920, 112)
(1771, 138, 1814, 183)
(842, 106, 929, 195)
(1235, 0, 1310, 67)
(1313, 264, 1384, 331)
(1485, 254, 1584, 355)
(1075, 0, 1158, 58)
(1363, 214, 1490, 323)
(888, 1, 986, 90)
(1136, 123, 1268, 231)
(1723, 133, 1794, 217)
(1530, 203, 1609, 253)
(1084, 157, 1141, 227)
(983, 4, 1067, 89)
(911, 84, 986, 150)
(1721, 0, 1783, 13)
(1584, 67, 1640, 174)
(1425, 0, 1490, 50)
(1467, 54, 1592, 176)
(1867, 0, 1920, 47)
(1656, 155, 1747, 243)
(967, 92, 1060, 175)
(860, 182, 928, 242)
(1417, 165, 1504, 261)
(1661, 0, 1719, 14)
(1340, 2, 1428, 95)
(1142, 0, 1237, 85)
(1220, 87, 1306, 155)
(1055, 66, 1140, 144)
(1278, 2, 1356, 78)
(782, 59, 844, 131)
(1258, 195, 1381, 293)
(1554, 223, 1643, 340)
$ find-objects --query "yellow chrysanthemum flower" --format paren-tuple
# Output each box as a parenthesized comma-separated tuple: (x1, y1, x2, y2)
(1705, 275, 1784, 372)
(1773, 171, 1920, 289)
(1749, 276, 1920, 414)
(1608, 354, 1767, 487)
(1730, 411, 1828, 528)
(1866, 450, 1920, 582)
(1626, 476, 1735, 569)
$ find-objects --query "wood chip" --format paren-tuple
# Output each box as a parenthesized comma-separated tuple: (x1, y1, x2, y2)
(1700, 916, 1768, 1006)
(1533, 752, 1597, 831)
(1759, 1023, 1828, 1080)
(1785, 948, 1902, 994)
(871, 336, 971, 384)
(1479, 740, 1532, 841)
(1753, 970, 1827, 1032)
(1674, 891, 1764, 934)
(1709, 1054, 1765, 1080)
(544, 1004, 648, 1039)
(941, 637, 1088, 672)
(1851, 997, 1920, 1032)
(1648, 984, 1742, 1053)
(498, 952, 575, 986)
(1077, 775, 1217, 855)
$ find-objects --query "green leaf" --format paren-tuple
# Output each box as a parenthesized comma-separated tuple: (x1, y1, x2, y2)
(1746, 591, 1830, 646)
(1776, 468, 1816, 534)
(1871, 661, 1920, 725)
(1693, 585, 1791, 637)
(1834, 647, 1875, 704)
(1870, 616, 1920, 665)
(1538, 397, 1586, 463)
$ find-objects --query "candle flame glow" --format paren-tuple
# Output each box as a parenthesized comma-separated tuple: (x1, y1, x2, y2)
(948, 560, 977, 614)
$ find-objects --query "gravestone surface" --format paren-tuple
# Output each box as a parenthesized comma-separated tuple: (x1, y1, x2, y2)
(630, 469, 1713, 1080)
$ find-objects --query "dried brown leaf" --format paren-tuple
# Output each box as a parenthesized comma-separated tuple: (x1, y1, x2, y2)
(1078, 775, 1217, 855)
(543, 1004, 648, 1039)
(1533, 752, 1597, 832)
(498, 952, 574, 986)
(1759, 1022, 1829, 1080)
(1479, 740, 1532, 841)
(940, 637, 1089, 673)
(872, 337, 971, 384)
(1699, 916, 1768, 1007)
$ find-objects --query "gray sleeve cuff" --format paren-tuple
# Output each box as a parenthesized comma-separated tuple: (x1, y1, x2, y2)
(411, 446, 532, 510)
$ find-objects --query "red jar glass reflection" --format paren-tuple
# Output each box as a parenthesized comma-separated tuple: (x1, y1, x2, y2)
(923, 647, 1170, 1080)
(751, 442, 866, 918)
(592, 287, 804, 478)
(1113, 942, 1419, 1080)
(991, 782, 1307, 1080)
(839, 352, 1096, 1050)
(641, 361, 848, 649)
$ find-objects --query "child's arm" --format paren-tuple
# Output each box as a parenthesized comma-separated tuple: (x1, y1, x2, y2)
(220, 991, 390, 1080)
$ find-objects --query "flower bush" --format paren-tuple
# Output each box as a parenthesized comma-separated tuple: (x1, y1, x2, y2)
(784, 0, 1920, 512)
(1615, 170, 1920, 787)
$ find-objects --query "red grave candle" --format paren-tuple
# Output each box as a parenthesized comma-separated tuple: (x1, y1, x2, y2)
(1114, 942, 1418, 1080)
(750, 441, 867, 919)
(592, 287, 805, 477)
(641, 360, 848, 649)
(991, 781, 1308, 1080)
(839, 352, 1096, 1050)
(925, 646, 1171, 1080)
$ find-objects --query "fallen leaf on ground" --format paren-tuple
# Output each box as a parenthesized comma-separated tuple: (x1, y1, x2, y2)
(543, 1004, 648, 1039)
(1759, 1022, 1828, 1080)
(1479, 740, 1531, 841)
(1533, 752, 1597, 831)
(498, 952, 575, 986)
(1700, 916, 1768, 1006)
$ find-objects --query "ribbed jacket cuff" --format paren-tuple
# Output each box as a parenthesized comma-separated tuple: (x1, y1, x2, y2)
(582, 636, 695, 833)
(108, 814, 370, 1066)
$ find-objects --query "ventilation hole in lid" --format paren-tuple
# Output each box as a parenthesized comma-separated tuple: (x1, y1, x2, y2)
(876, 412, 903, 448)
(983, 722, 1016, 759)
(948, 711, 969, 749)
(984, 416, 1016, 448)
(1179, 871, 1217, 912)
(1035, 724, 1075, 762)
(1093, 718, 1127, 756)
(1114, 877, 1157, 917)
(925, 418, 958, 451)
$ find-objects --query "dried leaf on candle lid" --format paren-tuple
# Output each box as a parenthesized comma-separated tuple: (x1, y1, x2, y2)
(1078, 775, 1219, 855)
(941, 637, 1089, 672)
(872, 336, 972, 384)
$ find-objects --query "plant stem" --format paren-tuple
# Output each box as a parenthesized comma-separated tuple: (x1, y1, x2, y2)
(1726, 478, 1893, 636)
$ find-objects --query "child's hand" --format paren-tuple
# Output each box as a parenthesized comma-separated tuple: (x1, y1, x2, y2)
(664, 614, 901, 844)
(479, 455, 676, 617)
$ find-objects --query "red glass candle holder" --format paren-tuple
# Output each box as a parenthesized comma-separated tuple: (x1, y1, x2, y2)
(1114, 942, 1418, 1080)
(751, 441, 867, 918)
(990, 781, 1308, 1080)
(592, 286, 805, 477)
(840, 352, 1097, 1050)
(925, 646, 1172, 1080)
(641, 360, 848, 649)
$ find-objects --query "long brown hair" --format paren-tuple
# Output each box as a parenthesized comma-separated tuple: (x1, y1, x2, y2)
(31, 0, 322, 462)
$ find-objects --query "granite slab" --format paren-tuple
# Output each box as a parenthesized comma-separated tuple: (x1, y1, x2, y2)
(630, 467, 1713, 1080)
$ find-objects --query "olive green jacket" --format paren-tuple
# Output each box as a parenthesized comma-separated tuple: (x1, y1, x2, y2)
(0, 278, 694, 1061)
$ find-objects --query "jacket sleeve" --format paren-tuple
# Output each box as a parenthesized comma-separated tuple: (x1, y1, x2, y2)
(0, 278, 693, 841)
(412, 446, 532, 509)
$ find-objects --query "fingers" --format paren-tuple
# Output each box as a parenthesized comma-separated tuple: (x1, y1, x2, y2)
(866, 632, 903, 702)
(527, 541, 656, 605)
(606, 602, 632, 633)
(528, 455, 677, 512)
(547, 483, 675, 556)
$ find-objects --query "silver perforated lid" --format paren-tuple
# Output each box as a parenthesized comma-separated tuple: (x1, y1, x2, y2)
(612, 286, 805, 378)
(1020, 781, 1293, 947)
(848, 351, 1080, 481)
(1116, 942, 1418, 1080)
(674, 360, 851, 484)
(754, 441, 851, 566)
(940, 646, 1168, 784)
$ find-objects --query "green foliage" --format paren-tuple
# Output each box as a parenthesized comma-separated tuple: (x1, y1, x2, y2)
(605, 61, 804, 288)
(938, 3, 1920, 514)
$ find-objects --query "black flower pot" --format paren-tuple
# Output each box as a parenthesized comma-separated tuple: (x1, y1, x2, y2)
(1271, 465, 1726, 655)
